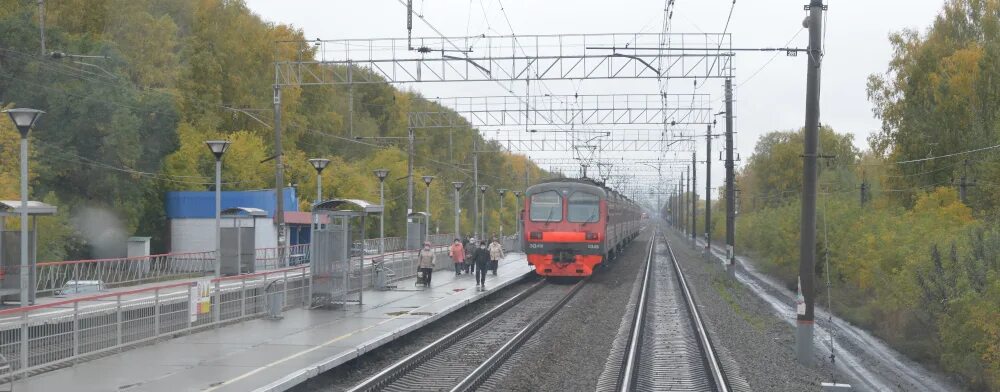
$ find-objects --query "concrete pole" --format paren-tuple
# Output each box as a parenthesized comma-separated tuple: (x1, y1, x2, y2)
(797, 0, 825, 366)
(706, 125, 712, 248)
(725, 78, 736, 268)
(499, 191, 505, 238)
(473, 141, 479, 239)
(407, 128, 415, 214)
(38, 0, 45, 56)
(453, 183, 462, 239)
(425, 181, 431, 237)
(273, 85, 286, 266)
(680, 171, 686, 235)
(692, 151, 697, 242)
(480, 189, 486, 237)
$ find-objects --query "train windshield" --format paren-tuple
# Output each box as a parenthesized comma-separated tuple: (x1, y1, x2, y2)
(567, 191, 600, 223)
(529, 191, 563, 222)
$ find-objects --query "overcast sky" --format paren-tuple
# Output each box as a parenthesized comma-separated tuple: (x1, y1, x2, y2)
(245, 0, 946, 195)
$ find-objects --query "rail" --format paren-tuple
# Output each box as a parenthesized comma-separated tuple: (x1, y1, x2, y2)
(348, 275, 543, 392)
(452, 279, 585, 391)
(617, 229, 656, 391)
(663, 233, 730, 392)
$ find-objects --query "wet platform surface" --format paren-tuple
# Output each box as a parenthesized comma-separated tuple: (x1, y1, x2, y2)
(13, 254, 533, 392)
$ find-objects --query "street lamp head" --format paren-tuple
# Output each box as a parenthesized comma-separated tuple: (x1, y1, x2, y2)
(309, 158, 331, 173)
(3, 108, 44, 138)
(204, 140, 231, 160)
(513, 191, 522, 198)
(479, 185, 488, 193)
(422, 175, 435, 186)
(373, 168, 389, 182)
(498, 188, 507, 197)
(452, 181, 464, 190)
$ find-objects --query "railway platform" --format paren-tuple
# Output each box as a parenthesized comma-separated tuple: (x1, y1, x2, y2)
(11, 254, 533, 392)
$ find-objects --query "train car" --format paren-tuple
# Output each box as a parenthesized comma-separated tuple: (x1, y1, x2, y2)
(521, 178, 642, 277)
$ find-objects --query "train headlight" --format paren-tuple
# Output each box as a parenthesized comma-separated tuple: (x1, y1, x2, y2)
(585, 232, 598, 240)
(530, 231, 543, 240)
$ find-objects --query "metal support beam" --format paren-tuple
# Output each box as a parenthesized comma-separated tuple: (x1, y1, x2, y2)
(276, 33, 733, 86)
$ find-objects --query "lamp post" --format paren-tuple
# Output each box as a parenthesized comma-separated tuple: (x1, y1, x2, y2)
(479, 185, 488, 238)
(205, 140, 231, 278)
(498, 188, 507, 238)
(308, 158, 331, 204)
(4, 108, 43, 307)
(422, 175, 434, 237)
(452, 182, 463, 239)
(373, 169, 389, 253)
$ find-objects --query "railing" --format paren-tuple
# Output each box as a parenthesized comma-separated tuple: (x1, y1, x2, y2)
(30, 236, 455, 298)
(35, 251, 215, 297)
(0, 234, 492, 381)
(0, 265, 310, 381)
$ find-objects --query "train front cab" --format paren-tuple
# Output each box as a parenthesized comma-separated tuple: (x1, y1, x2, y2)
(524, 186, 606, 277)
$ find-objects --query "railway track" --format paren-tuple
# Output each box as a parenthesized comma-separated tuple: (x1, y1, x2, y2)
(346, 276, 585, 392)
(611, 228, 730, 392)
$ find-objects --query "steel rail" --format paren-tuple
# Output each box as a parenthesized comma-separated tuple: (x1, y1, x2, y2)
(450, 279, 586, 392)
(664, 233, 730, 392)
(617, 229, 657, 391)
(346, 272, 540, 392)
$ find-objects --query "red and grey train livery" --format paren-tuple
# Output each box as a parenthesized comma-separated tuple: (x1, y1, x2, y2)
(521, 178, 642, 277)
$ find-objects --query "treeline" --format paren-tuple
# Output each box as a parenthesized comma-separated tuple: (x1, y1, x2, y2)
(0, 0, 546, 260)
(690, 1, 1000, 388)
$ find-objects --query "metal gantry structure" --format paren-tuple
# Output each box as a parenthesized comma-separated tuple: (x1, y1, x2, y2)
(276, 33, 733, 85)
(270, 29, 738, 268)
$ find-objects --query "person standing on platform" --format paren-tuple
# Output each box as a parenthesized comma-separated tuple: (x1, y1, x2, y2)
(449, 238, 465, 276)
(488, 237, 504, 276)
(466, 236, 477, 274)
(417, 241, 435, 287)
(473, 241, 491, 290)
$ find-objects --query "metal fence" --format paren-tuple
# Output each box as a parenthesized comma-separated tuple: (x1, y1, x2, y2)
(34, 252, 215, 297)
(0, 234, 497, 382)
(0, 265, 310, 382)
(31, 237, 458, 297)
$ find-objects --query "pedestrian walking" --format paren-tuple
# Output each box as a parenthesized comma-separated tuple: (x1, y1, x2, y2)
(417, 241, 435, 287)
(472, 241, 491, 290)
(488, 237, 504, 276)
(449, 239, 465, 276)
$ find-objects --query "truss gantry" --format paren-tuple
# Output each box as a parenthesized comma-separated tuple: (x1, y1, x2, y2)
(275, 33, 733, 86)
(418, 93, 712, 127)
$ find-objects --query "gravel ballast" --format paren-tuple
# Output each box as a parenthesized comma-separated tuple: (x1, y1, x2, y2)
(665, 229, 832, 391)
(291, 276, 539, 392)
(483, 230, 652, 392)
